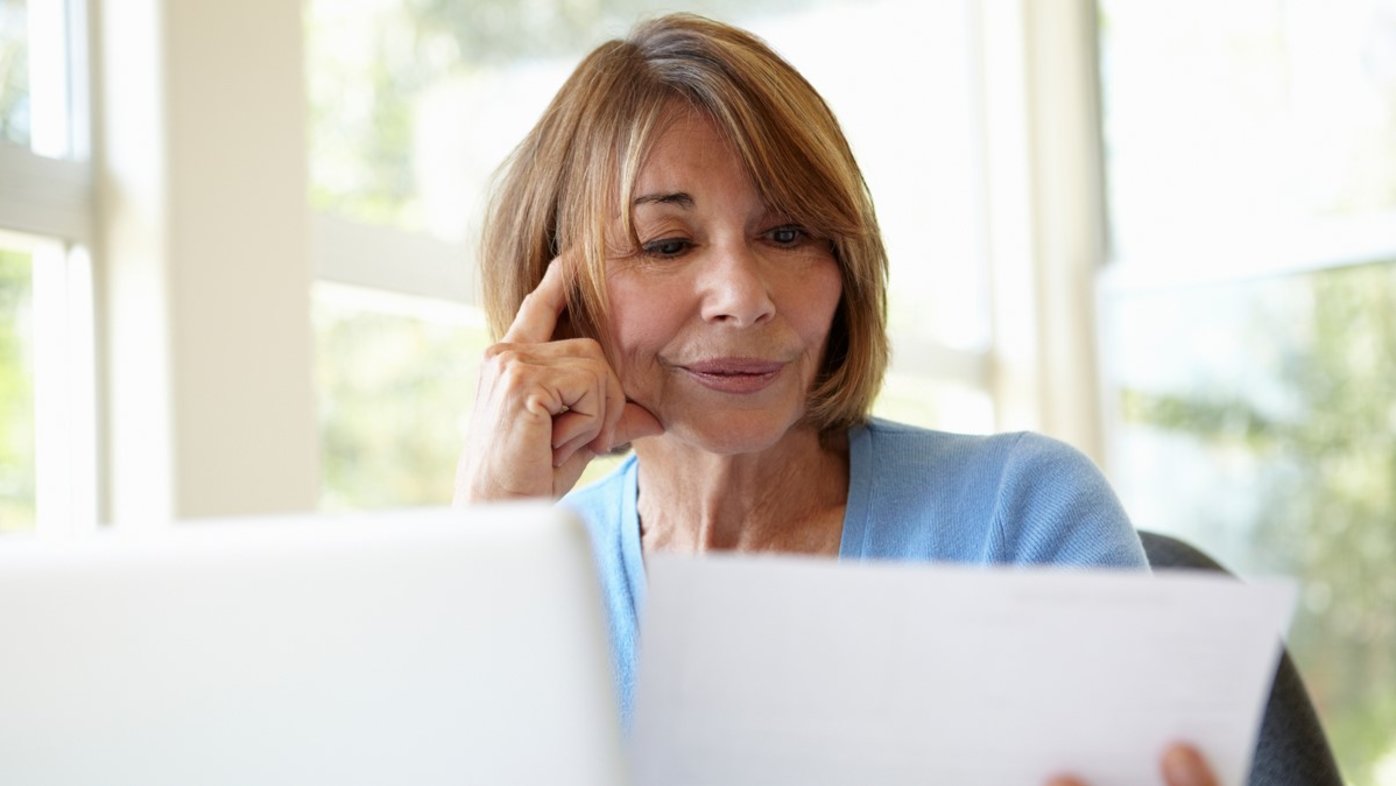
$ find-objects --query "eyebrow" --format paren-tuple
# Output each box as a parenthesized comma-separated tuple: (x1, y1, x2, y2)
(633, 192, 695, 208)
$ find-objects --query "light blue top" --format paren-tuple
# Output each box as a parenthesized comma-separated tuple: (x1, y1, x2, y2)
(561, 418, 1148, 721)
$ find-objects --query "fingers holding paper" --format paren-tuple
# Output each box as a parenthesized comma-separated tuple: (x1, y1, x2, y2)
(1044, 743, 1219, 786)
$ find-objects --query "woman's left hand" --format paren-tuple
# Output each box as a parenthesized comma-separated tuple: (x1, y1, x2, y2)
(1046, 743, 1218, 786)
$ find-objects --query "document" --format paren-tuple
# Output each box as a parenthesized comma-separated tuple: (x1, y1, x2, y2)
(631, 557, 1295, 786)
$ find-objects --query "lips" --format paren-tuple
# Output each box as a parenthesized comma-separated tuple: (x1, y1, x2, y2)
(678, 357, 786, 394)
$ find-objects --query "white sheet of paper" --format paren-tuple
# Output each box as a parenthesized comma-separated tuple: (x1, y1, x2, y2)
(631, 556, 1296, 786)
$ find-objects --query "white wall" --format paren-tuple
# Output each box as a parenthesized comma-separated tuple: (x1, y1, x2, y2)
(96, 0, 318, 524)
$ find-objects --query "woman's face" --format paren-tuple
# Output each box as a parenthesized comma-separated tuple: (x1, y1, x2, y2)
(604, 107, 843, 454)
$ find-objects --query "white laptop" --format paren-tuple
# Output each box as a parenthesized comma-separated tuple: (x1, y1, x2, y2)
(0, 505, 627, 786)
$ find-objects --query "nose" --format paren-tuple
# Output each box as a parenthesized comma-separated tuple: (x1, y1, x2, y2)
(698, 243, 776, 327)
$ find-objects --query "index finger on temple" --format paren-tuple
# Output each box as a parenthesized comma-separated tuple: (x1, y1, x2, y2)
(502, 255, 571, 344)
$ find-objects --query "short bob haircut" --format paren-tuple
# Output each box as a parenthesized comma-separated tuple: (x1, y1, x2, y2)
(480, 13, 889, 433)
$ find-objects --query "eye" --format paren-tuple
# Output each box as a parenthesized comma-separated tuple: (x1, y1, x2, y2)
(766, 225, 808, 247)
(641, 237, 693, 259)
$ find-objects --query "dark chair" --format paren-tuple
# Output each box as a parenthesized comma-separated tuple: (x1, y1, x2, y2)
(1137, 531, 1344, 786)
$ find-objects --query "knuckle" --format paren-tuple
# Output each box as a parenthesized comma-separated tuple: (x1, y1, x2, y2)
(485, 346, 521, 371)
(498, 363, 531, 393)
(574, 337, 604, 357)
(483, 343, 512, 364)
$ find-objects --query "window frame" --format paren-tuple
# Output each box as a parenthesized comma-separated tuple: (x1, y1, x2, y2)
(0, 0, 98, 536)
(1091, 0, 1396, 471)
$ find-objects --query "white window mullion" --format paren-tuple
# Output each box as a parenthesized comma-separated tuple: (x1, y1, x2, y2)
(312, 213, 477, 306)
(1100, 211, 1396, 295)
(32, 240, 98, 536)
(63, 0, 92, 162)
(890, 337, 991, 392)
(0, 144, 91, 241)
(974, 0, 1042, 435)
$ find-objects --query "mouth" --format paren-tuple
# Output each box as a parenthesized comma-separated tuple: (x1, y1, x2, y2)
(678, 357, 786, 394)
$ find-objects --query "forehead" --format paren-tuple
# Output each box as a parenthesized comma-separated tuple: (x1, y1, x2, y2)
(632, 105, 755, 198)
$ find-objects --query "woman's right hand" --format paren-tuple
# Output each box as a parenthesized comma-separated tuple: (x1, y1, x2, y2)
(1046, 743, 1219, 786)
(454, 256, 664, 503)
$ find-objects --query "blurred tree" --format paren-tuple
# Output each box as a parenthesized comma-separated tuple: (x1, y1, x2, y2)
(306, 0, 821, 225)
(1121, 259, 1396, 785)
(0, 0, 31, 146)
(314, 297, 489, 510)
(0, 249, 35, 531)
(404, 0, 816, 65)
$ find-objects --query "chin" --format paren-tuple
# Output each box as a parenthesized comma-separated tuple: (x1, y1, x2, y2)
(659, 408, 806, 456)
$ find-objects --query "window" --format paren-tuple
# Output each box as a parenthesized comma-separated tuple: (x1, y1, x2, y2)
(0, 0, 96, 535)
(314, 282, 489, 511)
(0, 243, 34, 531)
(306, 0, 1002, 509)
(1097, 1, 1396, 782)
(1, 0, 31, 146)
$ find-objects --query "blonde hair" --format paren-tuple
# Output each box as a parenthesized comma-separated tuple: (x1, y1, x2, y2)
(480, 13, 889, 433)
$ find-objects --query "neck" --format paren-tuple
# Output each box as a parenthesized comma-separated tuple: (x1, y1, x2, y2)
(633, 425, 849, 555)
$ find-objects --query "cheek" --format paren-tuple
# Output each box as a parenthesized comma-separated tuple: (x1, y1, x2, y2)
(793, 260, 844, 350)
(604, 275, 676, 374)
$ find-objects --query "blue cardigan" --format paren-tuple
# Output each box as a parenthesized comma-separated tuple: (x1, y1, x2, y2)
(561, 418, 1148, 720)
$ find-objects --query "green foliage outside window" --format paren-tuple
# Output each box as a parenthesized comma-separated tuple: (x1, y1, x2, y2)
(0, 249, 35, 532)
(314, 292, 490, 510)
(1120, 260, 1396, 785)
(305, 0, 816, 227)
(0, 0, 29, 146)
(314, 290, 625, 510)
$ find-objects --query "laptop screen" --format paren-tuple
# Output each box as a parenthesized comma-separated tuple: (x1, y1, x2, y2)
(0, 505, 626, 786)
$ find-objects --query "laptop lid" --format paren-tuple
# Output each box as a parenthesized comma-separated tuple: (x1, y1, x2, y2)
(0, 505, 626, 786)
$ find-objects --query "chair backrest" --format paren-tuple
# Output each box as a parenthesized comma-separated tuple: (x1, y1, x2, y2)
(1137, 531, 1344, 786)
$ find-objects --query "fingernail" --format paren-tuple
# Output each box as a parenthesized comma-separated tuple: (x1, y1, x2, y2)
(1162, 744, 1209, 786)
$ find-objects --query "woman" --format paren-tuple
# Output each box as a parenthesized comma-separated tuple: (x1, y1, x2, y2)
(455, 13, 1217, 786)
